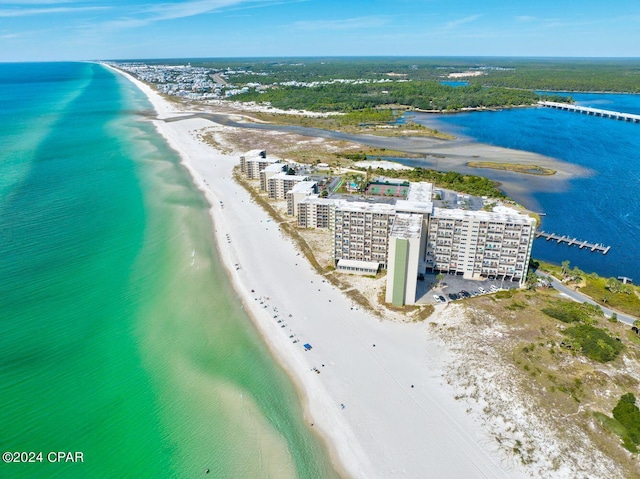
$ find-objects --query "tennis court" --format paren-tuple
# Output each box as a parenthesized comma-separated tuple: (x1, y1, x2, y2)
(365, 182, 409, 197)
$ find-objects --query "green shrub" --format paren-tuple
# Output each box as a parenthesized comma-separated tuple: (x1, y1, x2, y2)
(541, 302, 590, 323)
(612, 393, 640, 450)
(495, 289, 516, 300)
(564, 324, 623, 362)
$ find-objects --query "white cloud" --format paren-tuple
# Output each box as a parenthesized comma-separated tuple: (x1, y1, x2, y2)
(293, 15, 391, 31)
(0, 5, 107, 17)
(96, 0, 292, 31)
(0, 1, 76, 4)
(444, 14, 481, 29)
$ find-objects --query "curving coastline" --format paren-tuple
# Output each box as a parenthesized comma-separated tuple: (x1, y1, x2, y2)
(105, 63, 532, 478)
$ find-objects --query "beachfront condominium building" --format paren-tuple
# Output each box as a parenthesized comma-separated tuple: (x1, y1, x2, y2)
(332, 201, 397, 269)
(267, 173, 311, 200)
(297, 196, 336, 229)
(425, 207, 536, 284)
(286, 181, 318, 216)
(240, 150, 282, 180)
(260, 163, 287, 191)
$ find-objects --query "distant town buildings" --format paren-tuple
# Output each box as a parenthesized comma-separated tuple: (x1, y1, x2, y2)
(238, 152, 536, 307)
(114, 62, 225, 101)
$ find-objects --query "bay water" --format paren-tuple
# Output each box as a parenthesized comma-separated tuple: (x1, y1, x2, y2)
(0, 63, 339, 478)
(412, 93, 640, 282)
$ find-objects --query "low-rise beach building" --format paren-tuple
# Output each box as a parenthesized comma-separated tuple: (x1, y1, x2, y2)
(336, 259, 380, 275)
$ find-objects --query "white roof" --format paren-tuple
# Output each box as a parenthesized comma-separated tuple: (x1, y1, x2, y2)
(432, 206, 535, 225)
(337, 259, 380, 270)
(406, 182, 433, 203)
(390, 213, 423, 239)
(262, 163, 286, 173)
(244, 149, 283, 163)
(290, 181, 317, 193)
(335, 200, 397, 215)
(299, 195, 337, 206)
(395, 199, 432, 215)
(271, 172, 310, 181)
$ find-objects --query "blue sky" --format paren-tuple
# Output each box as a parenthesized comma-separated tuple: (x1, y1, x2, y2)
(1, 0, 639, 61)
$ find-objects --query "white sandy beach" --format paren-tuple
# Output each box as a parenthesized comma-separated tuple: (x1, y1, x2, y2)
(108, 65, 533, 478)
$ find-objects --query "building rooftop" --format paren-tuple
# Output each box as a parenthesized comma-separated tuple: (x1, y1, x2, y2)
(335, 200, 397, 215)
(271, 172, 310, 182)
(299, 195, 337, 206)
(262, 163, 287, 173)
(432, 206, 535, 224)
(390, 213, 423, 239)
(244, 149, 282, 164)
(406, 182, 434, 203)
(336, 259, 380, 270)
(394, 199, 433, 215)
(289, 180, 317, 193)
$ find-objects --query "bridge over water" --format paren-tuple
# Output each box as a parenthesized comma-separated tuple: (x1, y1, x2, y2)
(538, 101, 640, 123)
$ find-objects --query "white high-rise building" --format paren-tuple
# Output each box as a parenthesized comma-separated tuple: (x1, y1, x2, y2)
(286, 181, 317, 216)
(332, 201, 397, 268)
(425, 207, 535, 285)
(297, 196, 335, 229)
(240, 150, 281, 179)
(267, 173, 311, 200)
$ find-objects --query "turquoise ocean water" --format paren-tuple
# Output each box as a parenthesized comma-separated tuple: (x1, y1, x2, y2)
(0, 63, 339, 478)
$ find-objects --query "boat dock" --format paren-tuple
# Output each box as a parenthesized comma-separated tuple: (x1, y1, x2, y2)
(538, 101, 640, 123)
(535, 231, 611, 255)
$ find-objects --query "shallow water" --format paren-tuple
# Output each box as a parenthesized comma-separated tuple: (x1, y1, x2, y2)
(0, 63, 339, 478)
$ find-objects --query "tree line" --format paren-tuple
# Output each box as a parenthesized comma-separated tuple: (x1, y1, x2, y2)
(231, 80, 565, 112)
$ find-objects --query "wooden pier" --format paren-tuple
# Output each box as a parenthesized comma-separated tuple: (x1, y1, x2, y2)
(538, 101, 640, 123)
(534, 231, 611, 255)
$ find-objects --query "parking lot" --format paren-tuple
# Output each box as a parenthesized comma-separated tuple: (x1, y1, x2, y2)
(415, 271, 522, 305)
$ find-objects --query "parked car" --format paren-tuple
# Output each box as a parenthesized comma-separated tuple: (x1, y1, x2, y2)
(478, 287, 487, 294)
(490, 285, 498, 292)
(439, 295, 446, 303)
(433, 294, 442, 303)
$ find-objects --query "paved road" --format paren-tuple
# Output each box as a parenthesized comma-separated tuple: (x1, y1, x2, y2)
(539, 273, 638, 326)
